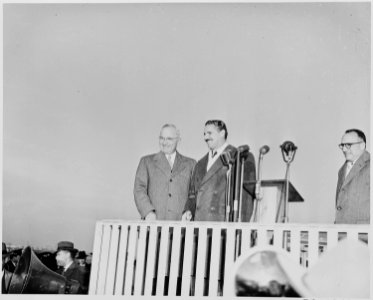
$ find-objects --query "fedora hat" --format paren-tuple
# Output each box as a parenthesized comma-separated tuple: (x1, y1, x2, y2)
(76, 250, 87, 260)
(57, 241, 78, 254)
(231, 239, 369, 298)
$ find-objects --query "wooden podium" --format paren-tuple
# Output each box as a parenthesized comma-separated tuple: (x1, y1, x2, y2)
(243, 180, 304, 223)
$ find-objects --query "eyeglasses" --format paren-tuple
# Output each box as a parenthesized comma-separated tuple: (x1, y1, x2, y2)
(159, 137, 177, 142)
(338, 141, 363, 150)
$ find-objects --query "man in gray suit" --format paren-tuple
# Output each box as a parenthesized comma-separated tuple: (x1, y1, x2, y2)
(336, 129, 370, 224)
(134, 124, 196, 220)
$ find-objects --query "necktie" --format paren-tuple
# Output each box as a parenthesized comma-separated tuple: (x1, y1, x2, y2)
(167, 155, 173, 168)
(345, 161, 353, 178)
(212, 151, 217, 158)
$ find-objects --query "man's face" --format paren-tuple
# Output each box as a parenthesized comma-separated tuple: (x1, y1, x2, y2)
(56, 250, 70, 267)
(340, 132, 365, 162)
(159, 127, 179, 155)
(204, 124, 225, 151)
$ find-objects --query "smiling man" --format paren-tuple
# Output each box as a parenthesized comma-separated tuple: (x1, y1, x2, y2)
(134, 124, 196, 220)
(335, 129, 370, 224)
(182, 120, 256, 222)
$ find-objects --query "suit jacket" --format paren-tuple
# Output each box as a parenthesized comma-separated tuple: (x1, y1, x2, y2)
(57, 261, 86, 294)
(335, 150, 370, 224)
(184, 144, 256, 222)
(134, 151, 196, 220)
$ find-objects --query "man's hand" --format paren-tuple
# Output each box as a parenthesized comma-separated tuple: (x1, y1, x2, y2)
(181, 211, 192, 221)
(145, 211, 157, 221)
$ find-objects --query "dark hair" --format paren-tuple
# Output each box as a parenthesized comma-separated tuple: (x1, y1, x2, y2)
(205, 120, 228, 139)
(345, 128, 366, 144)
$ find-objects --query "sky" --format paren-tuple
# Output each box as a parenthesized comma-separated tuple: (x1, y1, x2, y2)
(3, 2, 370, 252)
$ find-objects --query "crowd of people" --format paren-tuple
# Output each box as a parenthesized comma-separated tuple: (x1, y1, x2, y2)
(2, 241, 91, 294)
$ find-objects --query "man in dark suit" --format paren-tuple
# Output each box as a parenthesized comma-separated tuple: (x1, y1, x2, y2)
(134, 124, 196, 220)
(182, 120, 256, 222)
(336, 129, 370, 224)
(55, 241, 87, 294)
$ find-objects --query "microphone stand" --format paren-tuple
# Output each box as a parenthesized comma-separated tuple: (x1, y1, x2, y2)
(276, 141, 297, 223)
(225, 164, 232, 222)
(233, 149, 241, 223)
(252, 155, 263, 222)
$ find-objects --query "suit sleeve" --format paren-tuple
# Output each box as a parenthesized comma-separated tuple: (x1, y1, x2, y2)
(183, 163, 197, 217)
(244, 152, 256, 196)
(242, 152, 256, 222)
(133, 157, 155, 219)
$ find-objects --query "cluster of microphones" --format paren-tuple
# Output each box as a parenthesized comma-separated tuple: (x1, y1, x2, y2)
(220, 141, 297, 223)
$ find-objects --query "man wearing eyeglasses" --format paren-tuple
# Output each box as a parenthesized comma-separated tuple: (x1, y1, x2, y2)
(134, 124, 196, 220)
(336, 129, 370, 224)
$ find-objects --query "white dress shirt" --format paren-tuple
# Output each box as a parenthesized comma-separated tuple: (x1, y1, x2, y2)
(207, 142, 228, 171)
(166, 152, 176, 169)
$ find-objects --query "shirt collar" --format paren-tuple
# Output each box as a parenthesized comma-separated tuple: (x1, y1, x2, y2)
(210, 142, 228, 158)
(64, 260, 73, 271)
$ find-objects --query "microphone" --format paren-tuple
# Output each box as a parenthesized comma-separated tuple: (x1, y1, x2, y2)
(238, 145, 250, 161)
(280, 141, 297, 155)
(221, 149, 236, 166)
(221, 151, 231, 166)
(259, 145, 270, 156)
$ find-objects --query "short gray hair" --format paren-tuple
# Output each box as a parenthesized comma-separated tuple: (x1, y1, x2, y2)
(160, 124, 180, 138)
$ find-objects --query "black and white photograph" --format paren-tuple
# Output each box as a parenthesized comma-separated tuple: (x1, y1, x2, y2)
(2, 1, 370, 298)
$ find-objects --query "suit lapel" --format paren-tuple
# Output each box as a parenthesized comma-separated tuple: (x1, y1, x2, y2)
(200, 144, 231, 185)
(341, 151, 369, 189)
(171, 152, 185, 176)
(336, 163, 347, 195)
(153, 152, 171, 175)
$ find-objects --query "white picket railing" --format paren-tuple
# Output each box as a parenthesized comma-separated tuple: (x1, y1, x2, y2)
(88, 220, 369, 296)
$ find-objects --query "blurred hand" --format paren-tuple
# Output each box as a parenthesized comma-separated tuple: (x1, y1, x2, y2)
(145, 211, 156, 221)
(181, 211, 192, 221)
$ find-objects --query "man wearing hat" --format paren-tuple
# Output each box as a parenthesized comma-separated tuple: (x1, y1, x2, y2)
(2, 243, 13, 293)
(55, 241, 86, 294)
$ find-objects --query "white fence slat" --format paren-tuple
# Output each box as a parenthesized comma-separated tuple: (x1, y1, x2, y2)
(273, 228, 283, 248)
(240, 228, 251, 256)
(208, 228, 222, 296)
(168, 226, 181, 296)
(133, 225, 148, 295)
(289, 228, 300, 264)
(156, 225, 170, 295)
(96, 224, 112, 294)
(181, 226, 194, 296)
(326, 230, 338, 252)
(257, 228, 267, 247)
(144, 225, 158, 296)
(194, 226, 208, 297)
(105, 224, 121, 295)
(222, 227, 236, 296)
(89, 222, 104, 294)
(124, 225, 138, 295)
(347, 230, 358, 241)
(114, 224, 129, 295)
(307, 230, 319, 267)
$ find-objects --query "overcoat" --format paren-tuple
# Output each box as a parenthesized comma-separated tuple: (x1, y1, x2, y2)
(184, 144, 256, 222)
(57, 261, 86, 294)
(335, 150, 370, 224)
(134, 151, 196, 220)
